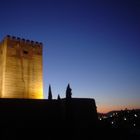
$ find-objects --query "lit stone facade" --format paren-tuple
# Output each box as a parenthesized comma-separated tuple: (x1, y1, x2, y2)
(0, 35, 43, 99)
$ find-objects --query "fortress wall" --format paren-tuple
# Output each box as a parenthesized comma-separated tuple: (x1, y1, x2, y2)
(1, 36, 43, 99)
(0, 42, 2, 97)
(0, 40, 7, 97)
(0, 98, 98, 129)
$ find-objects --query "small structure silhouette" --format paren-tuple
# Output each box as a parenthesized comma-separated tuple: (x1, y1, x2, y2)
(48, 85, 52, 100)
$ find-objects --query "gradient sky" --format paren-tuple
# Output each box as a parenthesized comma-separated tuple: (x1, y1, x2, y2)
(0, 0, 140, 113)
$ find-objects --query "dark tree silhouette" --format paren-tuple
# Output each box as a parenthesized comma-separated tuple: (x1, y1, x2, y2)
(48, 85, 52, 100)
(57, 94, 61, 100)
(66, 84, 72, 99)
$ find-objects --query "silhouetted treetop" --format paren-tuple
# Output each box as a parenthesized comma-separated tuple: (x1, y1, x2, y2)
(48, 85, 52, 100)
(66, 84, 72, 99)
(57, 94, 61, 100)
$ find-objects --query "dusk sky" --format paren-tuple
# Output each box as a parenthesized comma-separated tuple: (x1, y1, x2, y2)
(0, 0, 140, 113)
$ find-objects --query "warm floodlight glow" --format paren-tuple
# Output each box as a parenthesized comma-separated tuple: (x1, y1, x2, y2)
(0, 36, 44, 99)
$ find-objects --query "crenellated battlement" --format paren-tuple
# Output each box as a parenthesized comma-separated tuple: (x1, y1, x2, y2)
(0, 35, 44, 99)
(5, 35, 43, 47)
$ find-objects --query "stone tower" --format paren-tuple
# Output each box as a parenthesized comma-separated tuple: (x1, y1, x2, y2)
(0, 35, 43, 99)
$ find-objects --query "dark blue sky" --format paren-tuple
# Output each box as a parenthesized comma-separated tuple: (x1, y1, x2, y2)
(0, 0, 140, 112)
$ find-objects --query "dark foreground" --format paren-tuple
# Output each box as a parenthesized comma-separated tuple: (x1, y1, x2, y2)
(1, 125, 140, 140)
(0, 98, 139, 140)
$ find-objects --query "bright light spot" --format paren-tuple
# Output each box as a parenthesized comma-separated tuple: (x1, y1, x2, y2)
(133, 124, 136, 126)
(111, 121, 114, 124)
(110, 115, 112, 117)
(99, 118, 102, 120)
(124, 117, 127, 121)
(134, 114, 137, 117)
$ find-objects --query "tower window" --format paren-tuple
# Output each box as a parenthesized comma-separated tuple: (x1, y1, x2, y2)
(23, 50, 28, 54)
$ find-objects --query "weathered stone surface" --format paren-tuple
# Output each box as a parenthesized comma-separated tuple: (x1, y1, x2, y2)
(0, 36, 43, 99)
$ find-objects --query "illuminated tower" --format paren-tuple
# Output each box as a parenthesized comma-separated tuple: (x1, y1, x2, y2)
(0, 35, 43, 99)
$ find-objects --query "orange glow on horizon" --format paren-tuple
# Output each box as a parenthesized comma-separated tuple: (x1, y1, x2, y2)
(97, 105, 140, 113)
